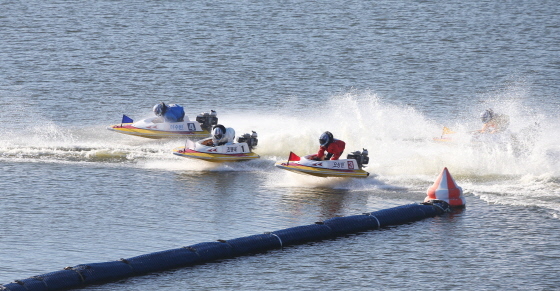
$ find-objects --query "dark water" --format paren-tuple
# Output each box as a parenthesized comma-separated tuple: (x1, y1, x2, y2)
(1, 0, 560, 289)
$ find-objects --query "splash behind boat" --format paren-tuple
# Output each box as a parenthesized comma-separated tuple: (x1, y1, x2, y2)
(275, 150, 370, 178)
(433, 126, 518, 146)
(107, 110, 218, 139)
(173, 132, 260, 162)
(433, 126, 457, 143)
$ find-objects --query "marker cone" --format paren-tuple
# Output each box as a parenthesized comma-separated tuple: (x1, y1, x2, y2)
(425, 167, 466, 207)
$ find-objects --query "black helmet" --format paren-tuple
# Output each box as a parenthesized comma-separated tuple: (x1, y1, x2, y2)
(319, 131, 334, 147)
(480, 109, 494, 123)
(153, 102, 167, 116)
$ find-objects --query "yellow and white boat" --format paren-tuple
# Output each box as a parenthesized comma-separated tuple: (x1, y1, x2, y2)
(173, 132, 259, 163)
(275, 151, 370, 178)
(107, 111, 217, 139)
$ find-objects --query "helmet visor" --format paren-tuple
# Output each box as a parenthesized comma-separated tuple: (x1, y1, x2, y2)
(481, 110, 493, 123)
(319, 132, 332, 146)
(153, 104, 163, 116)
(213, 128, 223, 140)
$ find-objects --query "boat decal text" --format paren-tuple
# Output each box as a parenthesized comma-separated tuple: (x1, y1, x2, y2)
(333, 161, 346, 169)
(170, 124, 185, 131)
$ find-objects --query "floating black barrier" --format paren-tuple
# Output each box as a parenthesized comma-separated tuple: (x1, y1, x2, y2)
(123, 247, 199, 275)
(39, 270, 82, 290)
(273, 223, 333, 245)
(226, 233, 282, 255)
(323, 214, 380, 235)
(1, 201, 450, 291)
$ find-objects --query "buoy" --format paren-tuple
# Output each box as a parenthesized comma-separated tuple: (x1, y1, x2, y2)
(425, 167, 466, 207)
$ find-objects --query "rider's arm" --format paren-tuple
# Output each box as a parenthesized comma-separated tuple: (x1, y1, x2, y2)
(316, 147, 326, 160)
(480, 121, 497, 133)
(479, 123, 490, 133)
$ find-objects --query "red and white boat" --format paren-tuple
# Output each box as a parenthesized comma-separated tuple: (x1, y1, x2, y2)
(275, 150, 370, 178)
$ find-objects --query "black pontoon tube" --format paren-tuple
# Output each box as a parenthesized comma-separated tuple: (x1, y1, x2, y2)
(0, 201, 450, 291)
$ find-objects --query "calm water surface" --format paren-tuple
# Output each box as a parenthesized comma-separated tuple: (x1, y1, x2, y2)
(1, 0, 559, 290)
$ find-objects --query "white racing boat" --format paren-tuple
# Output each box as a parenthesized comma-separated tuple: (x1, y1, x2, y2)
(434, 126, 520, 146)
(432, 124, 542, 157)
(173, 131, 260, 162)
(275, 150, 370, 178)
(107, 110, 218, 139)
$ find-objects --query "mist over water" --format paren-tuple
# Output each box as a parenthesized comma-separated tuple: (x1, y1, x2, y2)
(2, 89, 559, 216)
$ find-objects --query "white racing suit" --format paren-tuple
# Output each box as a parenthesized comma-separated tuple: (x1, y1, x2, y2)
(212, 127, 236, 146)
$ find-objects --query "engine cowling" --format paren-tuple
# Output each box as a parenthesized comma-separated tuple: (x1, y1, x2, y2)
(196, 110, 218, 132)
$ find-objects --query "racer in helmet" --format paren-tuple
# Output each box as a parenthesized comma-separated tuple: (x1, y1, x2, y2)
(153, 103, 166, 117)
(201, 124, 235, 146)
(478, 109, 509, 134)
(153, 102, 185, 122)
(313, 131, 346, 160)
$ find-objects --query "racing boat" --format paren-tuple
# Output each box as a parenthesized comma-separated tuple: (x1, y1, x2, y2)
(433, 126, 457, 142)
(275, 150, 370, 178)
(432, 125, 535, 156)
(107, 110, 218, 139)
(433, 126, 517, 145)
(173, 131, 259, 162)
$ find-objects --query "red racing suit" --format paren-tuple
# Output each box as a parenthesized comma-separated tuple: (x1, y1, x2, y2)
(317, 139, 346, 160)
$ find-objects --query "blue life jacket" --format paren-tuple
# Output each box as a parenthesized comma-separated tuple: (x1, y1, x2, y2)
(164, 104, 185, 122)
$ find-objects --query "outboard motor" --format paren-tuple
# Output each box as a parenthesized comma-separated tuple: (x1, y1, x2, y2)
(196, 110, 218, 132)
(237, 131, 258, 150)
(346, 148, 369, 169)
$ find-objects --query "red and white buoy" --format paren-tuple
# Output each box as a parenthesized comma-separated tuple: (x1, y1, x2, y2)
(425, 167, 466, 207)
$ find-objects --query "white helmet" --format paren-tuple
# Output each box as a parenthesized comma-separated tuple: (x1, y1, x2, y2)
(212, 125, 226, 140)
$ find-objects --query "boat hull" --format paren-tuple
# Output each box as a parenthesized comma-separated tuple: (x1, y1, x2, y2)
(433, 137, 453, 142)
(108, 123, 210, 139)
(275, 161, 369, 178)
(173, 147, 260, 162)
